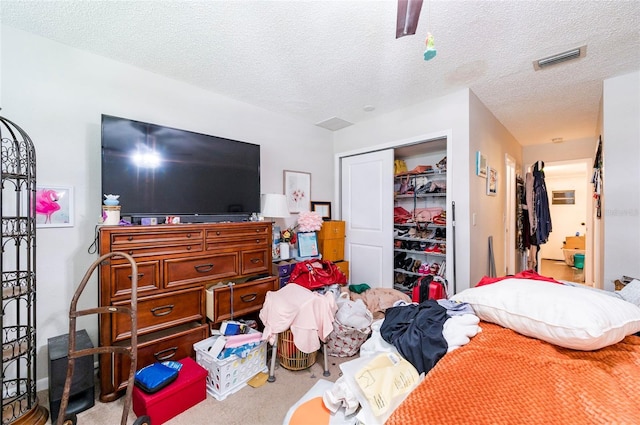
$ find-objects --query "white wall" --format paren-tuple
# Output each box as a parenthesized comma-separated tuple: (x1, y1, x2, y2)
(602, 71, 640, 290)
(468, 92, 522, 284)
(1, 25, 335, 389)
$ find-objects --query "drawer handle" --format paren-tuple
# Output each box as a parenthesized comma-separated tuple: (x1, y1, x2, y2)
(187, 246, 192, 250)
(150, 304, 174, 316)
(256, 239, 260, 244)
(241, 293, 258, 303)
(216, 231, 221, 235)
(250, 258, 261, 264)
(195, 263, 214, 273)
(128, 273, 144, 280)
(187, 233, 192, 238)
(128, 250, 133, 255)
(154, 347, 178, 361)
(128, 236, 133, 241)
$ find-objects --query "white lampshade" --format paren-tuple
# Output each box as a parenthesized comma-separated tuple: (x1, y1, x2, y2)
(261, 193, 290, 218)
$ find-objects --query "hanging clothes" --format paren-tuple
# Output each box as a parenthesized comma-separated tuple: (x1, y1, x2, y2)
(533, 161, 552, 245)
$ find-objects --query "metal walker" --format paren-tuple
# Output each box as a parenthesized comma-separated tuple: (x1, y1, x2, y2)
(55, 252, 150, 425)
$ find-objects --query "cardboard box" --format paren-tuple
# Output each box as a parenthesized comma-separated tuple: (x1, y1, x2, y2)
(132, 357, 207, 425)
(564, 236, 585, 250)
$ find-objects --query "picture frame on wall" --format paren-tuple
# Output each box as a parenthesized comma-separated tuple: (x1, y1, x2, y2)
(283, 170, 311, 213)
(35, 185, 74, 227)
(311, 201, 332, 221)
(476, 151, 488, 178)
(487, 167, 498, 196)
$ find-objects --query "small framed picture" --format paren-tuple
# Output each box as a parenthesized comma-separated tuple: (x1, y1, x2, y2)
(476, 151, 488, 178)
(487, 167, 498, 196)
(297, 232, 319, 258)
(311, 201, 332, 221)
(35, 185, 74, 227)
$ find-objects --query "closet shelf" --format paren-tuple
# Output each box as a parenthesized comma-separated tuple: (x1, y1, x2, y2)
(395, 193, 446, 199)
(394, 249, 446, 257)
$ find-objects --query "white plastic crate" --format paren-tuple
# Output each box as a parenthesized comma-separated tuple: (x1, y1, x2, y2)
(194, 332, 268, 401)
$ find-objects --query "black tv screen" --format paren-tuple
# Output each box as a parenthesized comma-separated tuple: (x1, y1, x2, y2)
(101, 115, 261, 221)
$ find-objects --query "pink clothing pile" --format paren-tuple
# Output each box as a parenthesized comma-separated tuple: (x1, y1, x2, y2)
(259, 284, 338, 353)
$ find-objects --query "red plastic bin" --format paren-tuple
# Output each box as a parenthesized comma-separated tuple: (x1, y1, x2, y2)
(132, 357, 207, 424)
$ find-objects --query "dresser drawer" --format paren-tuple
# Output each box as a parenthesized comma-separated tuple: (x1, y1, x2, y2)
(111, 288, 204, 342)
(317, 221, 345, 239)
(111, 323, 208, 394)
(205, 224, 270, 240)
(110, 229, 204, 246)
(109, 260, 160, 299)
(205, 235, 269, 251)
(240, 248, 269, 275)
(109, 241, 203, 261)
(318, 239, 345, 262)
(164, 253, 238, 288)
(207, 276, 278, 323)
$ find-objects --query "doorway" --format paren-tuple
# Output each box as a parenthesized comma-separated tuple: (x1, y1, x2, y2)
(535, 159, 592, 285)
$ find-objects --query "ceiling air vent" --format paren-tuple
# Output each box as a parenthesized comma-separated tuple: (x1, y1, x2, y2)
(533, 45, 586, 71)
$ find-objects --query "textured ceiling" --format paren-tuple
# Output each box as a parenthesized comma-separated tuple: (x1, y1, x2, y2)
(2, 0, 639, 145)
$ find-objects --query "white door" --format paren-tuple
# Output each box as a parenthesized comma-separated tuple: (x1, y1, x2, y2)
(340, 149, 394, 288)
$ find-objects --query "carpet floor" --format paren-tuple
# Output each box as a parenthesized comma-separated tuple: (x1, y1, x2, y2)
(40, 351, 354, 425)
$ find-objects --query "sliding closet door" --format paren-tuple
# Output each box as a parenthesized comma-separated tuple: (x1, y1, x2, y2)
(341, 149, 394, 288)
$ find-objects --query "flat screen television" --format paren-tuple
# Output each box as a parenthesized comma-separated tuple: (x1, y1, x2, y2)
(101, 114, 261, 223)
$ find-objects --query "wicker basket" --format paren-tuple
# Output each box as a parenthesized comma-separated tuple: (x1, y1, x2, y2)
(277, 329, 317, 370)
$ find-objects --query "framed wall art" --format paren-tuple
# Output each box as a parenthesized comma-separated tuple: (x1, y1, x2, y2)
(486, 167, 498, 196)
(283, 170, 311, 213)
(476, 151, 488, 178)
(35, 185, 74, 227)
(311, 201, 331, 221)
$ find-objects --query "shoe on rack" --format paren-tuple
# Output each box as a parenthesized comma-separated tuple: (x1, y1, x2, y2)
(404, 257, 414, 271)
(395, 252, 407, 269)
(412, 260, 422, 273)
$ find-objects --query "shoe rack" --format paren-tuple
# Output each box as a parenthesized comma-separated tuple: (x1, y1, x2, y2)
(393, 151, 448, 296)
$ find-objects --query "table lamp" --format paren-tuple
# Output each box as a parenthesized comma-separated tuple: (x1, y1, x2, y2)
(261, 194, 290, 259)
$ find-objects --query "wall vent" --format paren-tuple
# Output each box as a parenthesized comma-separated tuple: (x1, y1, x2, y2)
(533, 45, 586, 71)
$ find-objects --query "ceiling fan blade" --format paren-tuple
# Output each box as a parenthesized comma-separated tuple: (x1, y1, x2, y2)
(396, 0, 424, 38)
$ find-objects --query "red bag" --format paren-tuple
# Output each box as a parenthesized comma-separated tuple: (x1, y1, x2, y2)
(412, 275, 448, 302)
(289, 259, 347, 289)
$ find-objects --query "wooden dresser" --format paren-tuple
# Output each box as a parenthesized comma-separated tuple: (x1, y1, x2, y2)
(317, 220, 345, 261)
(317, 220, 349, 279)
(98, 221, 274, 401)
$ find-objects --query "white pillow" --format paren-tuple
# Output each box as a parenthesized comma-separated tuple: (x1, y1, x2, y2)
(619, 279, 640, 306)
(451, 278, 640, 350)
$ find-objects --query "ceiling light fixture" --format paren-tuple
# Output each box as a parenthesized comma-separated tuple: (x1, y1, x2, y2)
(533, 45, 587, 71)
(363, 105, 375, 112)
(396, 0, 423, 38)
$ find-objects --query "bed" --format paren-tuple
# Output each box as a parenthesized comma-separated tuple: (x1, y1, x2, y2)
(308, 275, 640, 425)
(387, 322, 640, 424)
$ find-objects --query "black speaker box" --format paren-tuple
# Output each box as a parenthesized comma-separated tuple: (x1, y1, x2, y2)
(47, 330, 95, 421)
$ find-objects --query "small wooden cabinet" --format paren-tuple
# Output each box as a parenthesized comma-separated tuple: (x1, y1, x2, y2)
(317, 220, 346, 262)
(98, 221, 272, 401)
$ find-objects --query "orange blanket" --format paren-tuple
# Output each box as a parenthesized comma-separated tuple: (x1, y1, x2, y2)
(387, 322, 640, 424)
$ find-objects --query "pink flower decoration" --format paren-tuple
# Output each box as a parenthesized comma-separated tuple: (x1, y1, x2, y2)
(297, 211, 323, 232)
